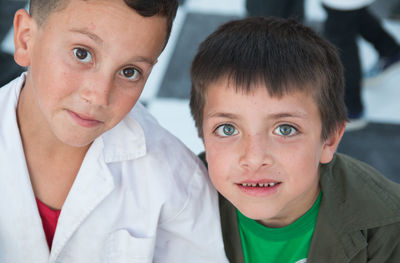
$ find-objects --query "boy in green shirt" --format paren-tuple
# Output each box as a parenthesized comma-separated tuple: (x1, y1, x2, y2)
(190, 17, 400, 262)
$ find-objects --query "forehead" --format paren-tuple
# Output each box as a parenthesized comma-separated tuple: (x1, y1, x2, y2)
(39, 0, 167, 61)
(203, 76, 321, 123)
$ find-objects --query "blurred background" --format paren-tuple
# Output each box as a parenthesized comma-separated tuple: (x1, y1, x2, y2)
(1, 0, 399, 182)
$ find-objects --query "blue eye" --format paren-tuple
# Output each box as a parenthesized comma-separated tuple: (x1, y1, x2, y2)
(120, 67, 140, 81)
(73, 48, 92, 63)
(274, 124, 297, 136)
(215, 124, 238, 137)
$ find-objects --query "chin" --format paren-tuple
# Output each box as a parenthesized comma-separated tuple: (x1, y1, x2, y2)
(236, 202, 278, 221)
(240, 210, 268, 220)
(56, 133, 97, 148)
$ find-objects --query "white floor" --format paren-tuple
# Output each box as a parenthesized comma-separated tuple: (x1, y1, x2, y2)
(2, 0, 400, 155)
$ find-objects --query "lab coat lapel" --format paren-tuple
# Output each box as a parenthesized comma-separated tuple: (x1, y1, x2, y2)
(49, 138, 115, 262)
(0, 77, 50, 261)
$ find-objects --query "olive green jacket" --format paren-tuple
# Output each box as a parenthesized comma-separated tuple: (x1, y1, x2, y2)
(217, 153, 400, 263)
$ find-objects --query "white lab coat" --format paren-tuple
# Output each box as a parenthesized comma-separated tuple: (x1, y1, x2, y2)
(0, 74, 228, 263)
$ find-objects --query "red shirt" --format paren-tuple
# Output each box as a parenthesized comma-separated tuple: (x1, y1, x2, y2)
(35, 198, 61, 249)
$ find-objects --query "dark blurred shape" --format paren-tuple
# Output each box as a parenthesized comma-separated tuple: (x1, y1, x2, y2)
(389, 1, 400, 20)
(0, 0, 28, 87)
(0, 0, 28, 42)
(0, 52, 24, 87)
(245, 0, 305, 23)
(323, 3, 400, 127)
(158, 13, 239, 99)
(338, 122, 400, 183)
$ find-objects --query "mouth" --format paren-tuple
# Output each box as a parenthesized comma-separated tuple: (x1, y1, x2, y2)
(236, 181, 282, 196)
(67, 110, 103, 128)
(239, 182, 281, 188)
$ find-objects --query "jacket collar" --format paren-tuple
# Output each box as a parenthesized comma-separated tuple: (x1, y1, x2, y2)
(308, 153, 400, 262)
(319, 154, 400, 232)
(218, 194, 245, 263)
(307, 191, 367, 262)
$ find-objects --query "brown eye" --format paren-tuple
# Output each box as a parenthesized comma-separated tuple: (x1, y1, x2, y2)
(73, 48, 92, 62)
(120, 67, 140, 80)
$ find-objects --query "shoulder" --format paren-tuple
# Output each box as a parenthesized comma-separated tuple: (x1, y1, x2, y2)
(0, 74, 25, 132)
(0, 74, 23, 101)
(320, 153, 400, 229)
(311, 154, 400, 261)
(103, 101, 208, 188)
(127, 103, 204, 173)
(321, 153, 400, 196)
(121, 104, 212, 220)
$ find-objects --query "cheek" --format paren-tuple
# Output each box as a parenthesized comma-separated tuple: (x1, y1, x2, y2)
(204, 139, 225, 168)
(284, 150, 320, 189)
(275, 140, 320, 178)
(110, 93, 139, 121)
(294, 155, 318, 174)
(207, 164, 227, 194)
(205, 143, 234, 188)
(280, 139, 322, 166)
(30, 74, 65, 114)
(31, 56, 76, 104)
(116, 80, 145, 105)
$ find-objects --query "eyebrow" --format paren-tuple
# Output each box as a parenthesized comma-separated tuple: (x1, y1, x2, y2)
(207, 112, 240, 120)
(206, 111, 308, 120)
(70, 28, 103, 44)
(268, 112, 308, 120)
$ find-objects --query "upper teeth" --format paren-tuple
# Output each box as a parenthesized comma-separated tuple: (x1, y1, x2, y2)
(241, 183, 278, 187)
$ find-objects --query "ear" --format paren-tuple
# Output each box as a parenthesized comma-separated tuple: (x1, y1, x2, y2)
(13, 9, 36, 67)
(320, 122, 345, 164)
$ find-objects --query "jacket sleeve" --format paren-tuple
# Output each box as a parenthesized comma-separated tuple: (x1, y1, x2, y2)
(153, 162, 229, 263)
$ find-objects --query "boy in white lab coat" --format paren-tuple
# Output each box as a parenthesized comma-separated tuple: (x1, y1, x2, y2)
(0, 0, 228, 262)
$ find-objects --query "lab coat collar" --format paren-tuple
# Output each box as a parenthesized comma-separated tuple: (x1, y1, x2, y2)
(100, 107, 147, 163)
(50, 138, 115, 262)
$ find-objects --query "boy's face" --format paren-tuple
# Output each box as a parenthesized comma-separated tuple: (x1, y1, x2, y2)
(202, 77, 343, 227)
(14, 0, 166, 147)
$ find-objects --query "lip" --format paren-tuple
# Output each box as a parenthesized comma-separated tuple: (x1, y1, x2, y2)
(236, 181, 281, 197)
(67, 109, 103, 128)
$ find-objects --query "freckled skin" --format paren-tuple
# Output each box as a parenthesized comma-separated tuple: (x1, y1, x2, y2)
(202, 77, 343, 227)
(16, 0, 167, 148)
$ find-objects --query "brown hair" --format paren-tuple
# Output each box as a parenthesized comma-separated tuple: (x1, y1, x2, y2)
(190, 16, 347, 140)
(29, 0, 178, 45)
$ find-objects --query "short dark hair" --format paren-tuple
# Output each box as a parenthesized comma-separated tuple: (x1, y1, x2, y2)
(29, 0, 178, 44)
(190, 17, 347, 140)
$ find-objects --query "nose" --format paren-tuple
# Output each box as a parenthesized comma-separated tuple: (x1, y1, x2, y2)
(79, 73, 113, 106)
(239, 133, 273, 171)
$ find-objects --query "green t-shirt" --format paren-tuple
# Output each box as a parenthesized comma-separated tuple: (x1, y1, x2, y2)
(237, 193, 322, 263)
